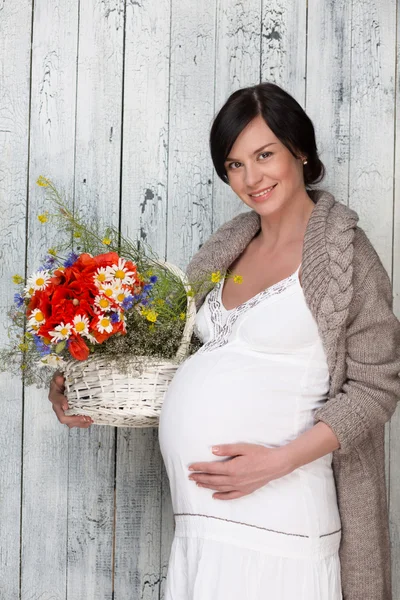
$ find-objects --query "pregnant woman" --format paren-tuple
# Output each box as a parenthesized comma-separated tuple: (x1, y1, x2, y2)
(49, 82, 400, 599)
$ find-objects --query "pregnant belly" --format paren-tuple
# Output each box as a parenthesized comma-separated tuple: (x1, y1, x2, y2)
(158, 349, 340, 537)
(159, 348, 324, 464)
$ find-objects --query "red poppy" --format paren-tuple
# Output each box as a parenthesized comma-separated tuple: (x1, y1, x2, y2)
(68, 335, 90, 361)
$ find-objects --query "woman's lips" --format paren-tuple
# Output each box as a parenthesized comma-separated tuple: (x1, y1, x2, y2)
(248, 184, 277, 202)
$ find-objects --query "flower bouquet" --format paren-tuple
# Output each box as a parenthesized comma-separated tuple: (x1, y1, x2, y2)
(2, 177, 205, 427)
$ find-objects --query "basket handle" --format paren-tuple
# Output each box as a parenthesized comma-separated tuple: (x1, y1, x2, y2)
(153, 260, 197, 362)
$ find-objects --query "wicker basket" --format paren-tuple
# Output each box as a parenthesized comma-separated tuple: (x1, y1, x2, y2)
(64, 261, 196, 427)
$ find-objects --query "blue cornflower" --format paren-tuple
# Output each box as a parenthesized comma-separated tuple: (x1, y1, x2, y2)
(33, 336, 51, 356)
(42, 256, 56, 269)
(64, 252, 79, 268)
(110, 312, 120, 323)
(14, 293, 24, 308)
(141, 298, 149, 306)
(149, 275, 158, 283)
(143, 284, 153, 293)
(122, 295, 134, 310)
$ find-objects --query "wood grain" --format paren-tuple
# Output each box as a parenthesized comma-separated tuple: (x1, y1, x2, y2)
(20, 1, 79, 597)
(212, 0, 262, 230)
(389, 0, 400, 591)
(347, 0, 397, 514)
(306, 0, 352, 201)
(0, 0, 32, 595)
(66, 1, 124, 598)
(166, 0, 217, 268)
(116, 0, 172, 596)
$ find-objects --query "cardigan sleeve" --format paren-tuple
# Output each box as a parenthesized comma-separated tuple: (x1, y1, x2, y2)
(313, 259, 400, 455)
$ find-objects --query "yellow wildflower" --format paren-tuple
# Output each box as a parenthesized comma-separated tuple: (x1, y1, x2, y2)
(146, 310, 158, 323)
(18, 342, 29, 352)
(146, 270, 153, 276)
(37, 213, 49, 223)
(102, 237, 111, 245)
(36, 176, 50, 187)
(233, 274, 243, 284)
(211, 271, 221, 283)
(73, 230, 82, 238)
(155, 298, 165, 306)
(179, 312, 186, 321)
(12, 274, 24, 284)
(187, 288, 194, 297)
(48, 248, 57, 256)
(20, 363, 27, 371)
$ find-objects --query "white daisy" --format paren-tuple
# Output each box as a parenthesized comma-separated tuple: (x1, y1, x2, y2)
(49, 322, 72, 342)
(96, 316, 113, 334)
(106, 258, 136, 286)
(72, 314, 90, 336)
(39, 354, 67, 368)
(98, 282, 119, 299)
(84, 332, 98, 344)
(26, 269, 51, 292)
(27, 308, 46, 331)
(93, 267, 109, 287)
(112, 286, 131, 305)
(94, 294, 113, 312)
(23, 285, 36, 299)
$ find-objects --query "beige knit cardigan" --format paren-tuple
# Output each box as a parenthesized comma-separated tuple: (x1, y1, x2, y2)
(185, 189, 400, 600)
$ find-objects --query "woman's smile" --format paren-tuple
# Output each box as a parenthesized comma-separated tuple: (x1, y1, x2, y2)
(248, 183, 278, 202)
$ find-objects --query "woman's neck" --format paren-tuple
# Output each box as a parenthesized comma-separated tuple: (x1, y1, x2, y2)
(256, 190, 316, 252)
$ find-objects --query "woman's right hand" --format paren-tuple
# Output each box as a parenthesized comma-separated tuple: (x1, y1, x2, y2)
(49, 372, 93, 428)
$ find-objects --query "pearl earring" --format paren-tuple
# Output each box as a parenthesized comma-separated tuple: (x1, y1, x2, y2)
(303, 159, 308, 165)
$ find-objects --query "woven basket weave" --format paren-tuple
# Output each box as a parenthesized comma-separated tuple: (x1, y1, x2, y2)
(64, 261, 196, 427)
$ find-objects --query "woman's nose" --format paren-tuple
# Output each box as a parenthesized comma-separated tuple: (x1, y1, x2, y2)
(244, 162, 263, 188)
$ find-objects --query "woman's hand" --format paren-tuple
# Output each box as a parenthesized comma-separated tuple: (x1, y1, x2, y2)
(188, 443, 294, 500)
(48, 372, 93, 429)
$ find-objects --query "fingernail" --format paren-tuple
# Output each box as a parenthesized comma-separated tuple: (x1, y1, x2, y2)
(62, 405, 68, 411)
(212, 446, 219, 453)
(188, 466, 194, 471)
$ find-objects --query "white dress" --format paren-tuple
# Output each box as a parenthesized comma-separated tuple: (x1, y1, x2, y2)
(158, 264, 343, 600)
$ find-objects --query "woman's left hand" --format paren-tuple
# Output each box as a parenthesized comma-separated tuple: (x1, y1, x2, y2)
(188, 443, 295, 500)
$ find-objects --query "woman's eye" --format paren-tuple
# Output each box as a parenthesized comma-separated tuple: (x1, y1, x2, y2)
(228, 162, 241, 170)
(259, 151, 272, 160)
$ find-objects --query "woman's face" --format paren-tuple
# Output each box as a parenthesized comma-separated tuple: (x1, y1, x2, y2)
(224, 115, 307, 216)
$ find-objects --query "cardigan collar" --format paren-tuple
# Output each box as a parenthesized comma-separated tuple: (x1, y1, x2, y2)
(186, 189, 359, 384)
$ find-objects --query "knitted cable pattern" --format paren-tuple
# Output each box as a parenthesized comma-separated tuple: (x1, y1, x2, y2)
(319, 202, 357, 332)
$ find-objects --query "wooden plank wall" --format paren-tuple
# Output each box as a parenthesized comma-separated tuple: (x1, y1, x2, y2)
(0, 0, 399, 597)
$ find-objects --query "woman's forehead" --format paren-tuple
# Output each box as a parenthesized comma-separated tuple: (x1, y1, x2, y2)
(228, 117, 281, 156)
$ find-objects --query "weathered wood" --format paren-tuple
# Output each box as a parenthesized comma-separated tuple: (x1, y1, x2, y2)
(116, 0, 172, 596)
(20, 1, 79, 598)
(0, 0, 32, 595)
(347, 0, 397, 520)
(389, 0, 400, 593)
(306, 0, 352, 201)
(212, 0, 262, 230)
(166, 0, 217, 269)
(66, 1, 124, 598)
(115, 428, 163, 599)
(261, 0, 307, 101)
(347, 0, 396, 268)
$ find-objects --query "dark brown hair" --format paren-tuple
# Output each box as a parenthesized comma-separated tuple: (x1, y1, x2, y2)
(209, 82, 325, 187)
